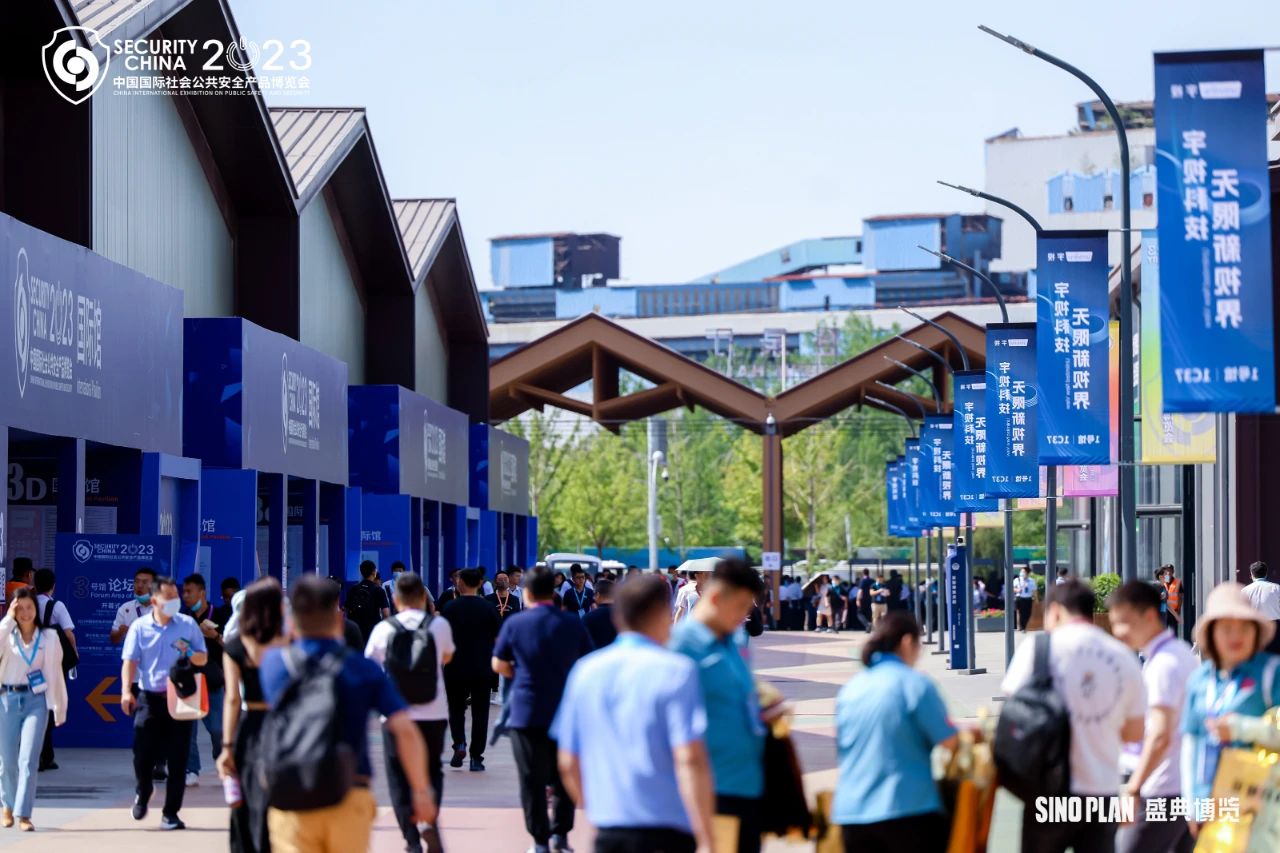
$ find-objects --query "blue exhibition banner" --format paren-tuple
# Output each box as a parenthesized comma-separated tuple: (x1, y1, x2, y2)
(470, 425, 530, 515)
(1154, 50, 1275, 412)
(952, 370, 998, 511)
(55, 533, 172, 748)
(1036, 231, 1110, 463)
(184, 318, 349, 484)
(985, 324, 1040, 498)
(348, 386, 471, 505)
(0, 212, 183, 454)
(947, 541, 968, 671)
(921, 415, 958, 527)
(886, 460, 906, 537)
(904, 439, 923, 533)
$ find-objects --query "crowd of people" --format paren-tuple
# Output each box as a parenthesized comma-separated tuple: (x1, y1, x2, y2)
(3, 552, 1280, 852)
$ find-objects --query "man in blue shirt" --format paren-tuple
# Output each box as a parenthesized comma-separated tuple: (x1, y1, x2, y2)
(554, 575, 714, 853)
(259, 574, 434, 852)
(492, 569, 593, 853)
(671, 558, 767, 853)
(121, 576, 208, 830)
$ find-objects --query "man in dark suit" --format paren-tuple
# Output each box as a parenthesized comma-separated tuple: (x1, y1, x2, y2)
(485, 569, 524, 624)
(582, 579, 617, 648)
(441, 568, 502, 771)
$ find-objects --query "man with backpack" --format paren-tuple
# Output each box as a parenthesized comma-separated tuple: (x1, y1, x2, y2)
(998, 578, 1145, 853)
(366, 571, 454, 853)
(34, 569, 77, 772)
(259, 574, 434, 853)
(346, 560, 391, 643)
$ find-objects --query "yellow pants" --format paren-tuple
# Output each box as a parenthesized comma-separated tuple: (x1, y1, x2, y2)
(267, 787, 376, 853)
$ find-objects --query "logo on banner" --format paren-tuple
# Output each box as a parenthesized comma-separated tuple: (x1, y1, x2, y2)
(13, 249, 29, 398)
(42, 27, 110, 105)
(423, 413, 446, 481)
(72, 539, 94, 563)
(281, 353, 321, 453)
(500, 450, 518, 497)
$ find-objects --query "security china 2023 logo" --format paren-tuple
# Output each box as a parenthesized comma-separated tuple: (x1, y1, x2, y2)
(13, 249, 29, 397)
(42, 27, 110, 105)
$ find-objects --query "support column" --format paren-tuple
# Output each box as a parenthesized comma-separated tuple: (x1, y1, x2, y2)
(762, 428, 783, 621)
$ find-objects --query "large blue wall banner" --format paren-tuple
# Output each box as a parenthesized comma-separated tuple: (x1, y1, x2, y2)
(1154, 50, 1275, 412)
(1036, 231, 1110, 464)
(952, 370, 998, 512)
(985, 324, 1040, 498)
(184, 318, 349, 484)
(55, 533, 171, 748)
(348, 386, 471, 505)
(0, 213, 183, 454)
(470, 425, 531, 516)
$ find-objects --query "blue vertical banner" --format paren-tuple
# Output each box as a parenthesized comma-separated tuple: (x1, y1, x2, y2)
(1154, 50, 1275, 412)
(921, 415, 958, 527)
(905, 439, 923, 533)
(952, 370, 999, 512)
(1036, 231, 1111, 463)
(985, 324, 1040, 498)
(885, 461, 903, 537)
(947, 541, 968, 671)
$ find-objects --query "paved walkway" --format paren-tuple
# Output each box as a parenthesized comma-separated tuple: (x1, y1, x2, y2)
(3, 626, 1035, 851)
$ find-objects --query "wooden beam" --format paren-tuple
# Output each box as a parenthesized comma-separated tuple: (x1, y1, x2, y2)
(510, 383, 593, 418)
(594, 382, 684, 422)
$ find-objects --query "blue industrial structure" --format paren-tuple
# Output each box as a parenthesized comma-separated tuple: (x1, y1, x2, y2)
(481, 212, 1024, 326)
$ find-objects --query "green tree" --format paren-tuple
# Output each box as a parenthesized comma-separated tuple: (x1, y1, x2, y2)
(554, 427, 646, 554)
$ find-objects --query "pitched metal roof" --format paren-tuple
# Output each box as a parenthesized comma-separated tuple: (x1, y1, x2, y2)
(394, 199, 457, 282)
(269, 107, 366, 200)
(70, 0, 184, 38)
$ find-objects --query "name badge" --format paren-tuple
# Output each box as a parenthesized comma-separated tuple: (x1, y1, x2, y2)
(27, 670, 48, 695)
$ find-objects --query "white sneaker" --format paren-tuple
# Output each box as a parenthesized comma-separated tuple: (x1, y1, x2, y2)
(184, 772, 198, 787)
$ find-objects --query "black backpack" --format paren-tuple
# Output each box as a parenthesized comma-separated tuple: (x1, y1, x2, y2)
(259, 647, 356, 811)
(345, 582, 379, 630)
(993, 633, 1071, 802)
(383, 614, 439, 704)
(42, 600, 79, 674)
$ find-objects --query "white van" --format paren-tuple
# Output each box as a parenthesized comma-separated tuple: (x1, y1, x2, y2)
(542, 552, 602, 577)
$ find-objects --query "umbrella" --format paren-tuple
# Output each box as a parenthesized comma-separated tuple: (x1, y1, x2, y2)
(802, 573, 831, 596)
(677, 557, 720, 575)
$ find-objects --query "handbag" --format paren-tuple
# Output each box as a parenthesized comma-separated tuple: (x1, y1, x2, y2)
(167, 657, 209, 721)
(759, 727, 812, 838)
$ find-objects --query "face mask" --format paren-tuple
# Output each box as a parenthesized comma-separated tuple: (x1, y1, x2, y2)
(161, 597, 181, 618)
(495, 581, 509, 592)
(135, 593, 151, 606)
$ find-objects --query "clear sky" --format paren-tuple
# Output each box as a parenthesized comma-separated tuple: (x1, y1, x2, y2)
(230, 0, 1278, 288)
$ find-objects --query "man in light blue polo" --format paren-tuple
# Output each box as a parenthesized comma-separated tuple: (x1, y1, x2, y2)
(670, 557, 767, 853)
(554, 575, 714, 853)
(120, 576, 208, 831)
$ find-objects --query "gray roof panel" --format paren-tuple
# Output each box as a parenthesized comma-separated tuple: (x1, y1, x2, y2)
(394, 199, 456, 282)
(268, 107, 365, 199)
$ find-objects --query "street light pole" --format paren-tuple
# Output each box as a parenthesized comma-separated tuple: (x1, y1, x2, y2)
(915, 247, 1011, 324)
(648, 449, 666, 571)
(979, 24, 1136, 582)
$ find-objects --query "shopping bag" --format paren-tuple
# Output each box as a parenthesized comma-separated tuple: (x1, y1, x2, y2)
(760, 730, 812, 838)
(713, 814, 741, 853)
(167, 672, 208, 721)
(1194, 748, 1276, 853)
(813, 791, 842, 853)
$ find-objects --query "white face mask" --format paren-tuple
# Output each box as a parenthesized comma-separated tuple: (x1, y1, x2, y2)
(160, 597, 182, 618)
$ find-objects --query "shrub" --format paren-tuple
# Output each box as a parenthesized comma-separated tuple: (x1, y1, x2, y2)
(1091, 573, 1122, 613)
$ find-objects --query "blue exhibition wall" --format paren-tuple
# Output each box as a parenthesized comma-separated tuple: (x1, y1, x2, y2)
(348, 385, 470, 505)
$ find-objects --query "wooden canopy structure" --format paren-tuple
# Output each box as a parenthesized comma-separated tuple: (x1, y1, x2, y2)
(489, 310, 987, 576)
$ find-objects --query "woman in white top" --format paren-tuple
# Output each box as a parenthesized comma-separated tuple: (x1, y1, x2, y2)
(0, 587, 68, 831)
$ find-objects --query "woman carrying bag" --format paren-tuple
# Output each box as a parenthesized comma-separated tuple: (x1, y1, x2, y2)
(0, 588, 68, 831)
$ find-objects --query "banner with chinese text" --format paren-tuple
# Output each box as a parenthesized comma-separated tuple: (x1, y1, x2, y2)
(1036, 231, 1110, 464)
(985, 324, 1040, 497)
(1154, 50, 1274, 412)
(920, 415, 958, 527)
(1064, 321, 1123, 496)
(952, 370, 999, 511)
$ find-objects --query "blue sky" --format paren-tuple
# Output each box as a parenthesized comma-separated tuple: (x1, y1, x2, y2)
(230, 0, 1278, 288)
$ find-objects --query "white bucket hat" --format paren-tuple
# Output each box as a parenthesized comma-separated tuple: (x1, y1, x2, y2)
(1193, 581, 1276, 651)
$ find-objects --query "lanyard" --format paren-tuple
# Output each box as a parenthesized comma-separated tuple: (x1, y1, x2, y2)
(16, 630, 41, 669)
(573, 587, 587, 608)
(1142, 633, 1176, 672)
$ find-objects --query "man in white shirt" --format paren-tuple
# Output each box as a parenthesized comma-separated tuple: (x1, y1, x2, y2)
(34, 568, 76, 771)
(366, 571, 454, 850)
(672, 569, 708, 624)
(1012, 568, 1038, 632)
(111, 568, 159, 644)
(1243, 561, 1280, 654)
(1002, 578, 1146, 853)
(1109, 580, 1198, 853)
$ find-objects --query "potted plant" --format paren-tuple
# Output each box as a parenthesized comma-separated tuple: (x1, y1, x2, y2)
(1091, 573, 1122, 633)
(975, 608, 1005, 633)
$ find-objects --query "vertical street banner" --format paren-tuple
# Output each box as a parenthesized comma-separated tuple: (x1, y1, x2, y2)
(953, 370, 999, 512)
(905, 438, 923, 533)
(1139, 231, 1217, 461)
(920, 416, 958, 528)
(985, 324, 1040, 498)
(1063, 321, 1123, 496)
(1036, 231, 1110, 464)
(894, 455, 919, 538)
(1154, 50, 1275, 412)
(947, 542, 968, 671)
(885, 461, 898, 537)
